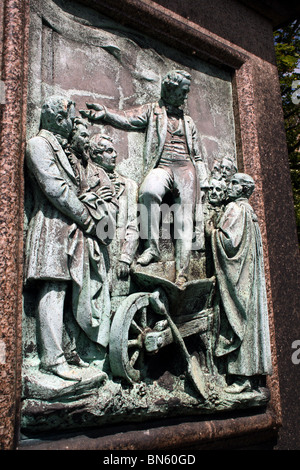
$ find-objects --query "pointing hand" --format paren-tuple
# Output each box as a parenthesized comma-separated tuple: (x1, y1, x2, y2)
(80, 103, 106, 122)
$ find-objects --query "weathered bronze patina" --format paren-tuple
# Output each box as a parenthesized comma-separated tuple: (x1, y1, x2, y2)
(20, 1, 275, 438)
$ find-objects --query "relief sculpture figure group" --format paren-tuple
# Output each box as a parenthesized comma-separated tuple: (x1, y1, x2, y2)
(24, 70, 272, 402)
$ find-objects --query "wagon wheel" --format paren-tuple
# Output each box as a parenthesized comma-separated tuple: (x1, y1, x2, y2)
(109, 292, 158, 384)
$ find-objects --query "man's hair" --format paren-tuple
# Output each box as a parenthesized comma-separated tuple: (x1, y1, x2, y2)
(73, 117, 88, 129)
(234, 173, 255, 198)
(40, 95, 75, 130)
(221, 156, 238, 173)
(212, 159, 221, 170)
(70, 117, 88, 140)
(161, 70, 191, 95)
(89, 133, 113, 156)
(209, 177, 227, 191)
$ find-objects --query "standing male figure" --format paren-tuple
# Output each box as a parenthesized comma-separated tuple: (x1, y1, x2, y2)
(210, 160, 223, 181)
(89, 133, 139, 285)
(81, 70, 209, 286)
(65, 117, 90, 190)
(24, 96, 110, 381)
(67, 118, 117, 207)
(207, 177, 227, 222)
(204, 177, 227, 278)
(64, 118, 118, 367)
(220, 156, 237, 183)
(207, 173, 272, 393)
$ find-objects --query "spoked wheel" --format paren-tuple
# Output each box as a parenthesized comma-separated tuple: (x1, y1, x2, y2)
(109, 292, 158, 383)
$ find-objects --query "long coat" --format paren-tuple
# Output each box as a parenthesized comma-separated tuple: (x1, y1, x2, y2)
(212, 198, 273, 376)
(108, 172, 139, 297)
(24, 129, 93, 281)
(25, 129, 112, 347)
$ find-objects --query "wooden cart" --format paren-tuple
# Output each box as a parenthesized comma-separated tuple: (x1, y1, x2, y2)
(109, 271, 218, 398)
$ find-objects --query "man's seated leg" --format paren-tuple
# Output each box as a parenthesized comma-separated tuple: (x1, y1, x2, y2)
(138, 168, 173, 266)
(172, 164, 196, 286)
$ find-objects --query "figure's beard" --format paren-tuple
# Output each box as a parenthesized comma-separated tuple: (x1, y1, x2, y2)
(209, 197, 223, 206)
(81, 147, 89, 164)
(70, 144, 90, 165)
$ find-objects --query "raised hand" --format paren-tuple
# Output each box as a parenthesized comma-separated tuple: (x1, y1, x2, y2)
(79, 103, 106, 122)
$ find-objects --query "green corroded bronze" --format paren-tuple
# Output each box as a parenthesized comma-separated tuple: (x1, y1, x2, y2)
(21, 0, 272, 435)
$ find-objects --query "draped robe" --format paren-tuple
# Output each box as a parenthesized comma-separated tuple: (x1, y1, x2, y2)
(211, 198, 272, 376)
